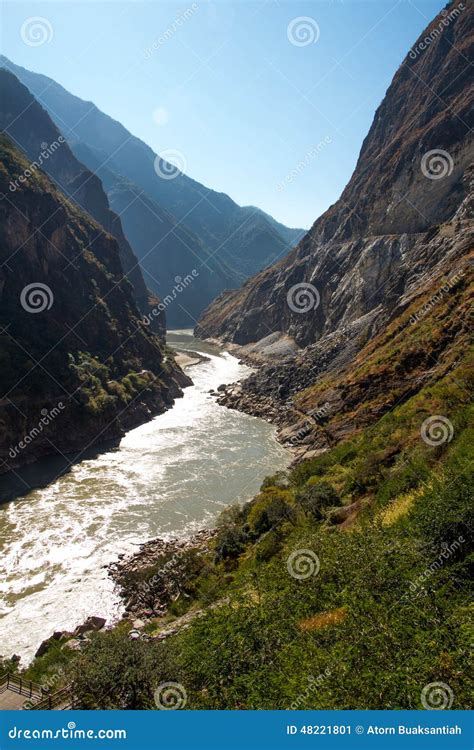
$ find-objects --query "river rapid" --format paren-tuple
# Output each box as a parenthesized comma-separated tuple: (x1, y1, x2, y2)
(0, 331, 289, 663)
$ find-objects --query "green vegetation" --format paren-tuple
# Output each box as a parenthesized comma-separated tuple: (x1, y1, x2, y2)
(20, 353, 468, 710)
(7, 253, 471, 709)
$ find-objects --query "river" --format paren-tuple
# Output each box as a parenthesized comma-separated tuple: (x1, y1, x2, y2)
(0, 331, 289, 664)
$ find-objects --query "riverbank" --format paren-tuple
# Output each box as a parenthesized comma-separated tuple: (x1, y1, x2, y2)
(0, 330, 289, 664)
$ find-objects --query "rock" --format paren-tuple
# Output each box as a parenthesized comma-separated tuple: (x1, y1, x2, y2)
(194, 5, 473, 465)
(62, 639, 82, 652)
(35, 639, 52, 658)
(74, 616, 106, 636)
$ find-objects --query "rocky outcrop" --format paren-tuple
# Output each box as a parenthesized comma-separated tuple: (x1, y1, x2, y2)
(197, 2, 473, 347)
(109, 530, 216, 620)
(0, 135, 190, 475)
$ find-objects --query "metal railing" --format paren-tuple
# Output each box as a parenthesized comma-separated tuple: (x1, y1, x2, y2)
(0, 672, 42, 700)
(0, 673, 77, 710)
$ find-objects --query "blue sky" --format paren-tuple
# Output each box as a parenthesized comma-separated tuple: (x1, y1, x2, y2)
(2, 0, 446, 228)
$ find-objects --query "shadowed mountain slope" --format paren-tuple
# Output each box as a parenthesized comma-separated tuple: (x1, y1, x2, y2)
(0, 69, 164, 335)
(0, 56, 303, 326)
(0, 134, 189, 474)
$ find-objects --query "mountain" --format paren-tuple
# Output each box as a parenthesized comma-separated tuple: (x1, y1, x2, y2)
(196, 2, 473, 347)
(0, 56, 303, 325)
(70, 140, 236, 328)
(0, 134, 190, 474)
(0, 69, 164, 335)
(241, 206, 306, 247)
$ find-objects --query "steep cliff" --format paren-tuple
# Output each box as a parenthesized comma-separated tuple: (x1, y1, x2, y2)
(197, 2, 473, 347)
(0, 69, 163, 335)
(0, 135, 190, 475)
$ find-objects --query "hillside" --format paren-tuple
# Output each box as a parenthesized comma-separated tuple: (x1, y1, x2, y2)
(0, 135, 189, 474)
(197, 2, 473, 346)
(12, 255, 472, 709)
(0, 69, 163, 335)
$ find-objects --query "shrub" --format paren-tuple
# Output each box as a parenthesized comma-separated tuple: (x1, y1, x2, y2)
(247, 489, 295, 536)
(296, 480, 340, 520)
(214, 525, 247, 562)
(68, 631, 176, 709)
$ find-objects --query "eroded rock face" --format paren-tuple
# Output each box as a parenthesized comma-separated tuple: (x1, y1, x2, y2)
(196, 3, 473, 349)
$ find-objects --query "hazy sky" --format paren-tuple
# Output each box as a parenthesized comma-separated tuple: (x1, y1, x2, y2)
(2, 0, 445, 228)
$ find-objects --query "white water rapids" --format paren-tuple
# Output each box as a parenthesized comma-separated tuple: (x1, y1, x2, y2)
(0, 331, 288, 663)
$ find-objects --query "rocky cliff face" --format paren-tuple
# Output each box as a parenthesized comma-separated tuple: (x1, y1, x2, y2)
(0, 69, 163, 336)
(197, 2, 473, 347)
(0, 135, 190, 475)
(197, 2, 473, 459)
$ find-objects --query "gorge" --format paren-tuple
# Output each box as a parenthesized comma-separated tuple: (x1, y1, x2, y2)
(0, 0, 472, 712)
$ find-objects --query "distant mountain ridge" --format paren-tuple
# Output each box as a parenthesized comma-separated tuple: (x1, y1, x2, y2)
(0, 56, 303, 326)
